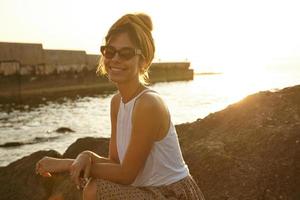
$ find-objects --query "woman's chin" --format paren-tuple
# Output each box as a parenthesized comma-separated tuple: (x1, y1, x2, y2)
(108, 75, 125, 84)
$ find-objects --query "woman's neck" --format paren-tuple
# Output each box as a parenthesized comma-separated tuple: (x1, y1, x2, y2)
(117, 81, 145, 103)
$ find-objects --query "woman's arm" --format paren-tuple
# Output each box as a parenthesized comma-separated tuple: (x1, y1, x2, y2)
(37, 94, 121, 179)
(69, 94, 121, 186)
(36, 157, 74, 177)
(88, 93, 166, 185)
(108, 93, 121, 164)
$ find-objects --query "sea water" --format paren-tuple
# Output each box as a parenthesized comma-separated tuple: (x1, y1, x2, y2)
(0, 71, 299, 166)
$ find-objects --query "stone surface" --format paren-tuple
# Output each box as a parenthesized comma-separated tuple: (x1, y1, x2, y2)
(176, 85, 300, 199)
(48, 137, 109, 200)
(0, 150, 61, 200)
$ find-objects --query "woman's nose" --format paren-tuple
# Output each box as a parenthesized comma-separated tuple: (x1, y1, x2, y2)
(111, 52, 121, 61)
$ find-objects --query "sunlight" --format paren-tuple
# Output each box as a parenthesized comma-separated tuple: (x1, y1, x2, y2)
(219, 72, 263, 103)
(208, 66, 299, 107)
(0, 0, 299, 74)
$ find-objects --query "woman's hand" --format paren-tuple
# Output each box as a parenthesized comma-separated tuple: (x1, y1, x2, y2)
(69, 152, 92, 189)
(36, 156, 73, 178)
(35, 156, 57, 177)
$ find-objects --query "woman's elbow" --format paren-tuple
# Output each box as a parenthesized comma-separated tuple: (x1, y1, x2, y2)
(118, 170, 137, 185)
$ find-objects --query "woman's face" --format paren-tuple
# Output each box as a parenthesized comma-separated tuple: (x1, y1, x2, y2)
(103, 32, 142, 84)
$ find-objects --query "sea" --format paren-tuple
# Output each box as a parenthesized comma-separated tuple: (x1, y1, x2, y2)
(1, 70, 300, 166)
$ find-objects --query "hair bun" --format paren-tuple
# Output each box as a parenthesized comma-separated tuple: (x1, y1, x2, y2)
(136, 13, 153, 31)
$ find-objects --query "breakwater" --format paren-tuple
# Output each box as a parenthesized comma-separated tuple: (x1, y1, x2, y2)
(0, 42, 193, 103)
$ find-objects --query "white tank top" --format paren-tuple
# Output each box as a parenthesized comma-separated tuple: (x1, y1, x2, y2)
(116, 89, 189, 186)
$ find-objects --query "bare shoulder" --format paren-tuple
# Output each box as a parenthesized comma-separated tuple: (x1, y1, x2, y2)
(111, 93, 121, 107)
(135, 91, 167, 112)
(133, 91, 170, 140)
(110, 93, 121, 116)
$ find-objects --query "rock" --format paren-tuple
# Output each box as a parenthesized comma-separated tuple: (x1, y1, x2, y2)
(176, 85, 300, 199)
(0, 136, 60, 148)
(0, 141, 26, 147)
(48, 137, 109, 200)
(0, 150, 62, 200)
(49, 174, 82, 200)
(55, 127, 75, 133)
(63, 137, 109, 159)
(0, 137, 109, 200)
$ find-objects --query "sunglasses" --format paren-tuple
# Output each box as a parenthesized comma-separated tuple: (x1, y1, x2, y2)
(100, 45, 143, 60)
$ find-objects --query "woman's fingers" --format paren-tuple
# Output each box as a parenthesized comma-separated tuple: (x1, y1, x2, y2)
(41, 172, 52, 177)
(35, 162, 40, 174)
(70, 167, 81, 186)
(84, 159, 91, 180)
(36, 161, 52, 177)
(69, 153, 92, 189)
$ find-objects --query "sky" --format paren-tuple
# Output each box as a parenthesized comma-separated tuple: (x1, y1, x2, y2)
(1, 0, 300, 73)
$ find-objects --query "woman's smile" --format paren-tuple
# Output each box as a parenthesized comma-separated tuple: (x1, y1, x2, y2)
(109, 66, 126, 72)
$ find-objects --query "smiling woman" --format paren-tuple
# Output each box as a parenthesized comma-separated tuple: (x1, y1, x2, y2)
(35, 12, 205, 200)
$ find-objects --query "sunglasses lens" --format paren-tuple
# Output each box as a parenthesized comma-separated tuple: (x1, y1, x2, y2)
(118, 48, 135, 60)
(101, 46, 116, 59)
(100, 46, 139, 60)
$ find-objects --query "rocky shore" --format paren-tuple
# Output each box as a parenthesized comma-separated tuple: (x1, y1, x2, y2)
(0, 85, 299, 200)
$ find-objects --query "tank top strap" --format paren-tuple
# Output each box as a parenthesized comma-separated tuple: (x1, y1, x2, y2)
(134, 88, 157, 102)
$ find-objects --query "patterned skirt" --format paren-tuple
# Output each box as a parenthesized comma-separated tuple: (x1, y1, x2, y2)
(96, 175, 205, 200)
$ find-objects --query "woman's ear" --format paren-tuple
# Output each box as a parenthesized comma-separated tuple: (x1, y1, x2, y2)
(138, 57, 147, 73)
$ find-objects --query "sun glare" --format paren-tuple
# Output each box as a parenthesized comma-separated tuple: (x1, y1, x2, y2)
(0, 0, 299, 75)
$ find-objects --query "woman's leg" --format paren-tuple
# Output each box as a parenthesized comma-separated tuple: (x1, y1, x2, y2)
(84, 178, 171, 200)
(83, 179, 97, 200)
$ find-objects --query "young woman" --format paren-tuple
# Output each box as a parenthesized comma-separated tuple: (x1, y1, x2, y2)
(36, 13, 205, 200)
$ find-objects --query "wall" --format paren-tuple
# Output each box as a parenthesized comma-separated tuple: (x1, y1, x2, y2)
(44, 49, 86, 65)
(0, 42, 44, 65)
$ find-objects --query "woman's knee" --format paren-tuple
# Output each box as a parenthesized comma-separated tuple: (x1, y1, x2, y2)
(83, 179, 97, 200)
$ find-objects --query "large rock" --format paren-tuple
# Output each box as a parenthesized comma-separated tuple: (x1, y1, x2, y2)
(0, 150, 61, 200)
(49, 137, 109, 200)
(63, 137, 109, 159)
(0, 85, 299, 200)
(176, 85, 300, 199)
(0, 138, 109, 200)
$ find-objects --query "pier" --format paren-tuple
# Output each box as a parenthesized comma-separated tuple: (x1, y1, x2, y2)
(0, 42, 193, 103)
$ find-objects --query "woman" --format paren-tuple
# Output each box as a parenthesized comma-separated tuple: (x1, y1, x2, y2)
(36, 13, 205, 200)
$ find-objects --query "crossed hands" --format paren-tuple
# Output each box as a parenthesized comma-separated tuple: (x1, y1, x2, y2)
(70, 153, 92, 189)
(35, 152, 92, 190)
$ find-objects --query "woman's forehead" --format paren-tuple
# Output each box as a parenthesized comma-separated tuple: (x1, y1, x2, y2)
(107, 32, 135, 47)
